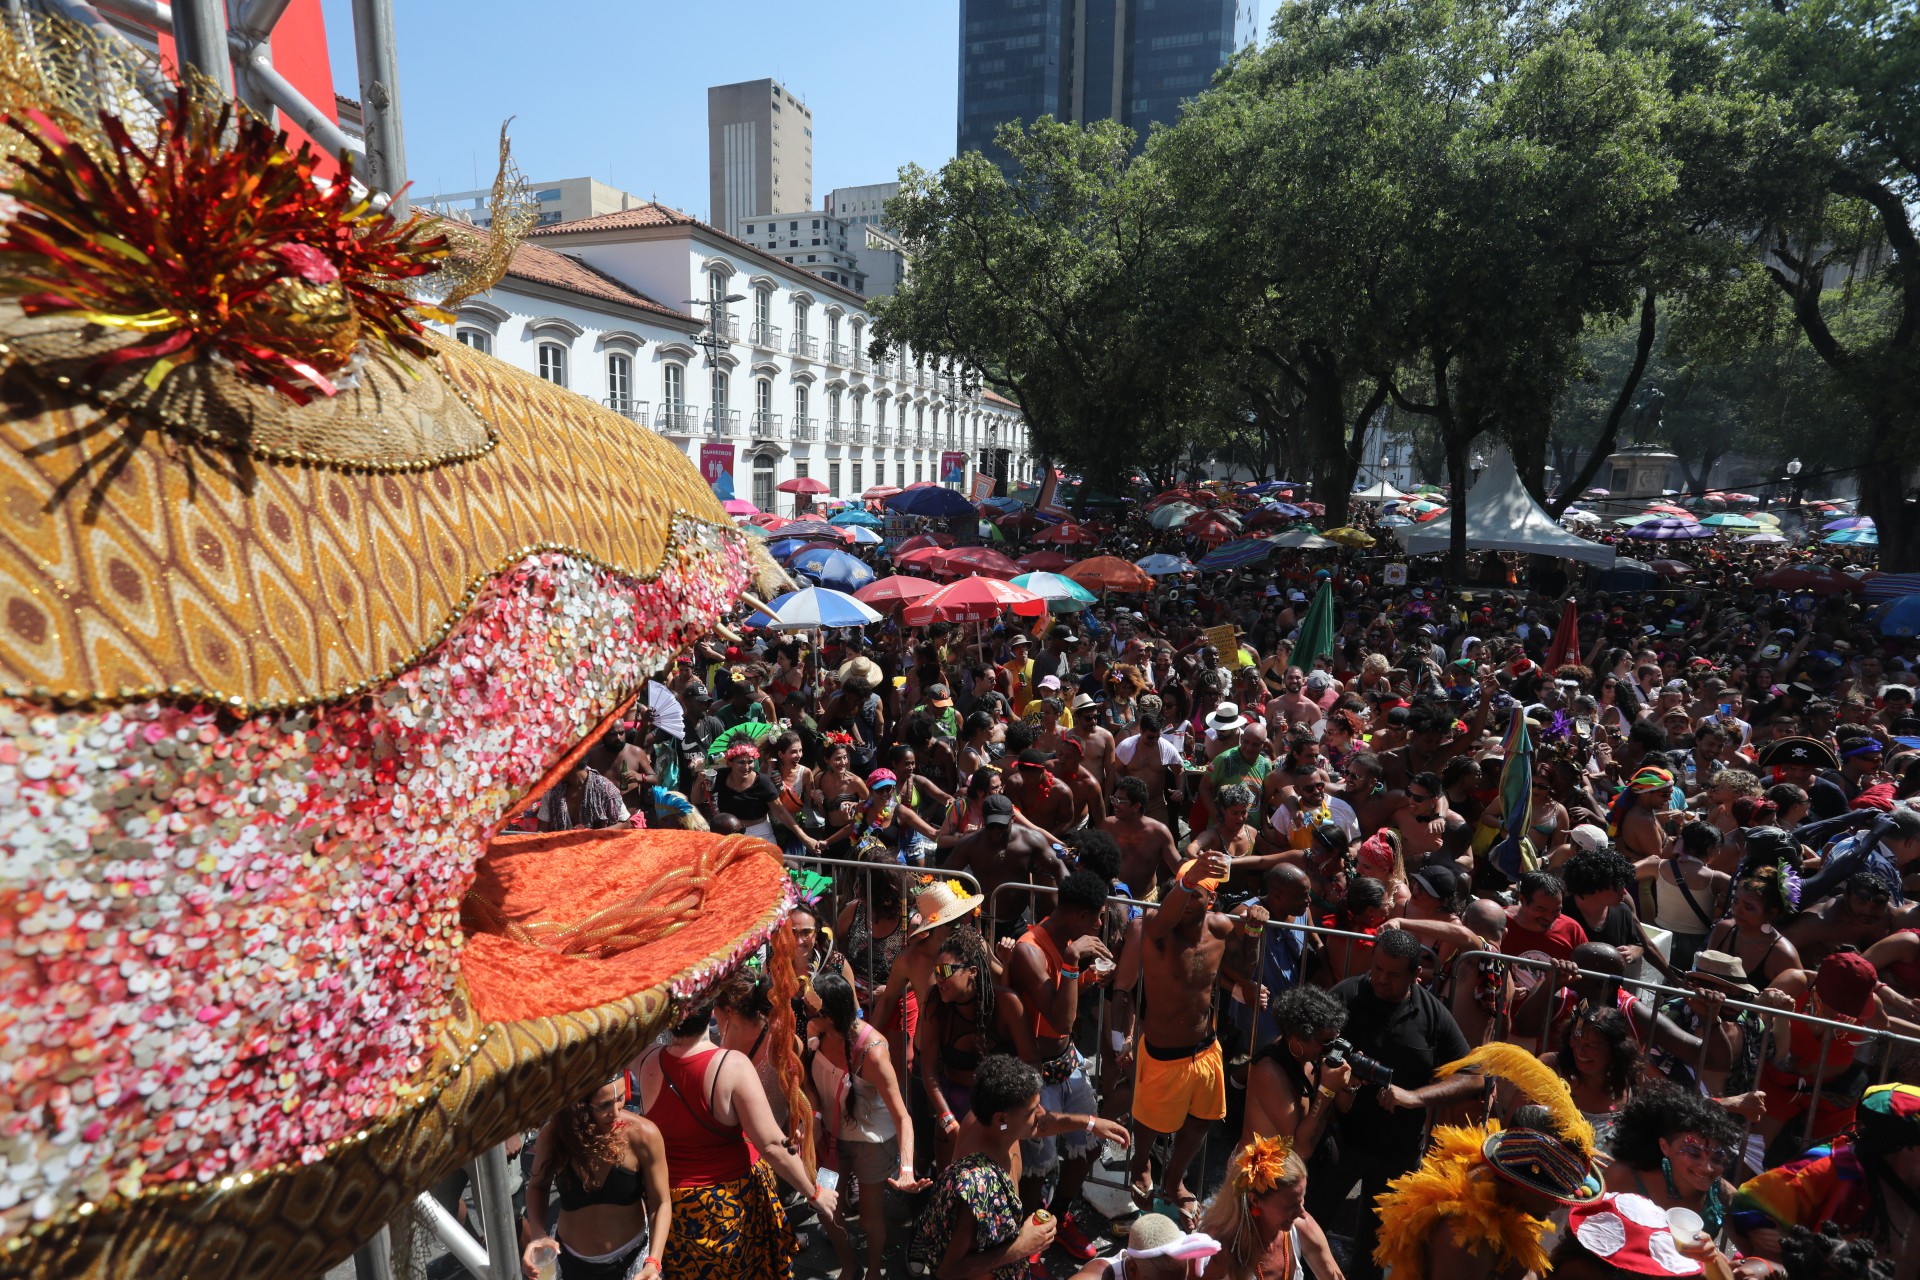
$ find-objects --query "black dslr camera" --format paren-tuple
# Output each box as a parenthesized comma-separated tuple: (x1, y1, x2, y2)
(1322, 1038, 1393, 1087)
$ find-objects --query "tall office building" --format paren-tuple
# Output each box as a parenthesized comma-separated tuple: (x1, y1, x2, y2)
(708, 78, 813, 233)
(957, 0, 1255, 165)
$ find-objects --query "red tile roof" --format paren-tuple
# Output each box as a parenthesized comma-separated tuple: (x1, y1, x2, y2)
(438, 221, 696, 324)
(982, 389, 1021, 411)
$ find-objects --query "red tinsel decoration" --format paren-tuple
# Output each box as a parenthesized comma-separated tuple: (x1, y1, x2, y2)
(0, 89, 449, 404)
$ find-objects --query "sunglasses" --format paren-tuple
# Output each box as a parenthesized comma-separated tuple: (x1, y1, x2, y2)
(1672, 1139, 1734, 1168)
(933, 962, 967, 980)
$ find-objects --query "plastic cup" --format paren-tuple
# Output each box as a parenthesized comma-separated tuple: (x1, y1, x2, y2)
(1666, 1207, 1713, 1258)
(1091, 957, 1115, 977)
(529, 1242, 559, 1280)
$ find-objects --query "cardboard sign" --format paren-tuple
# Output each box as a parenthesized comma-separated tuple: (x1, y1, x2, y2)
(1384, 563, 1408, 587)
(969, 471, 997, 504)
(1204, 624, 1247, 666)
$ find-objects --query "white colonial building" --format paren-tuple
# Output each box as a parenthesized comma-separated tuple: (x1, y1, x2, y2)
(438, 205, 1032, 514)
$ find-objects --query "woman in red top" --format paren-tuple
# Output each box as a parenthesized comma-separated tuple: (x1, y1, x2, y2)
(634, 1004, 836, 1280)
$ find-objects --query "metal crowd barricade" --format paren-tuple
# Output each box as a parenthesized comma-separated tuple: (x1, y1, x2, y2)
(984, 879, 1382, 1196)
(1454, 949, 1920, 1158)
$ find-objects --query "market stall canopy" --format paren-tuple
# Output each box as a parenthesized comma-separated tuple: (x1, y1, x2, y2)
(1351, 478, 1411, 502)
(1394, 448, 1615, 567)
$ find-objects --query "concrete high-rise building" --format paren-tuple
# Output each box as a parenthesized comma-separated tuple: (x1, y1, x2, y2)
(708, 78, 813, 234)
(825, 182, 901, 234)
(415, 176, 644, 229)
(957, 0, 1255, 166)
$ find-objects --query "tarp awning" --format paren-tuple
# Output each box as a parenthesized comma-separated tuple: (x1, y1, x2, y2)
(1395, 449, 1615, 567)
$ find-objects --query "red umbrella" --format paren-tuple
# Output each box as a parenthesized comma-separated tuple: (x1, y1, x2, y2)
(1065, 556, 1154, 593)
(1411, 506, 1449, 523)
(904, 480, 940, 490)
(1146, 489, 1194, 509)
(1756, 564, 1860, 595)
(1015, 550, 1074, 572)
(753, 514, 791, 531)
(854, 575, 941, 612)
(895, 533, 956, 555)
(1543, 599, 1579, 674)
(1244, 509, 1294, 530)
(1296, 501, 1326, 516)
(1647, 559, 1692, 577)
(1645, 503, 1691, 516)
(862, 485, 902, 500)
(1036, 521, 1099, 546)
(894, 546, 947, 573)
(903, 575, 1044, 625)
(995, 510, 1050, 531)
(1185, 513, 1239, 544)
(778, 476, 830, 494)
(936, 546, 1023, 580)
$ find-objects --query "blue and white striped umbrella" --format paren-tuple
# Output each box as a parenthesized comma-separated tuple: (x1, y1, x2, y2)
(843, 525, 884, 545)
(743, 586, 883, 631)
(1136, 553, 1197, 576)
(1197, 537, 1277, 572)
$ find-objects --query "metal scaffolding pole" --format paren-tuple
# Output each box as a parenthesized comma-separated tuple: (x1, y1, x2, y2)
(349, 0, 406, 213)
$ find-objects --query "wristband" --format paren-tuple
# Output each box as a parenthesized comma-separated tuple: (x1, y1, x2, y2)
(1059, 966, 1081, 979)
(1084, 1115, 1096, 1133)
(1318, 1086, 1336, 1100)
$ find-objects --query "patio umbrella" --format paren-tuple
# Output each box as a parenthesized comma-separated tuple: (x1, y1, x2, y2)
(789, 548, 878, 592)
(894, 546, 948, 573)
(1723, 492, 1759, 502)
(1296, 501, 1326, 516)
(1646, 559, 1693, 576)
(1584, 487, 1611, 496)
(1824, 516, 1876, 532)
(1878, 595, 1920, 638)
(903, 575, 1044, 625)
(1149, 502, 1202, 530)
(778, 518, 845, 541)
(1135, 553, 1198, 576)
(1322, 527, 1375, 548)
(743, 586, 883, 630)
(1267, 529, 1337, 550)
(766, 536, 822, 561)
(1698, 513, 1760, 529)
(1015, 550, 1075, 572)
(1197, 537, 1277, 572)
(1036, 521, 1099, 546)
(1623, 518, 1713, 540)
(895, 533, 957, 554)
(1377, 514, 1414, 528)
(1737, 533, 1789, 545)
(722, 498, 759, 516)
(1562, 510, 1600, 525)
(862, 484, 902, 501)
(843, 525, 883, 546)
(1756, 564, 1859, 594)
(777, 476, 830, 495)
(1290, 582, 1336, 670)
(885, 486, 977, 518)
(1410, 506, 1449, 523)
(937, 546, 1024, 579)
(749, 514, 790, 531)
(830, 509, 882, 527)
(1010, 571, 1098, 611)
(1644, 503, 1693, 516)
(854, 575, 940, 612)
(1065, 556, 1155, 593)
(1823, 528, 1880, 546)
(1543, 599, 1579, 674)
(1185, 513, 1240, 544)
(1614, 513, 1659, 526)
(979, 495, 1026, 515)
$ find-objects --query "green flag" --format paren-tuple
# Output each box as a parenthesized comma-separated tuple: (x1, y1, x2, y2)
(1290, 581, 1336, 671)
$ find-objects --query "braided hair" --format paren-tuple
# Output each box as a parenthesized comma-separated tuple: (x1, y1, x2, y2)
(938, 923, 996, 1049)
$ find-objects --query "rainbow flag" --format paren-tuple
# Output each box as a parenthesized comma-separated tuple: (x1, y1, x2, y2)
(1490, 707, 1534, 882)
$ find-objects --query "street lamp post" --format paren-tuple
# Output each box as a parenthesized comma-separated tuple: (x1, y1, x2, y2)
(685, 293, 746, 367)
(1786, 457, 1803, 509)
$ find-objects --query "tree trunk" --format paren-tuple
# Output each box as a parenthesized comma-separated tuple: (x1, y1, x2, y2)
(1445, 435, 1473, 582)
(1858, 408, 1920, 570)
(1301, 352, 1349, 522)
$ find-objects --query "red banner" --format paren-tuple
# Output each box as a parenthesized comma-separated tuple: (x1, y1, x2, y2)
(941, 451, 968, 485)
(699, 442, 736, 500)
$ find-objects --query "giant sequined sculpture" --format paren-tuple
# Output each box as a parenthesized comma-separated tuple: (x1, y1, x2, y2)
(0, 27, 796, 1280)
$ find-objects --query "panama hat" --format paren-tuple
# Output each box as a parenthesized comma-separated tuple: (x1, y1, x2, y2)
(911, 879, 986, 937)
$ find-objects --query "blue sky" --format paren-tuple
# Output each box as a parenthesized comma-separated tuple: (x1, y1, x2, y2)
(320, 0, 1279, 221)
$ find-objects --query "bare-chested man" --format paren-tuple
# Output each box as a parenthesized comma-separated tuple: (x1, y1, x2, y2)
(1340, 751, 1399, 837)
(1392, 771, 1457, 862)
(1007, 747, 1079, 838)
(1070, 695, 1119, 795)
(1105, 775, 1179, 897)
(1269, 666, 1320, 730)
(943, 794, 1071, 941)
(1118, 848, 1254, 1225)
(1116, 710, 1187, 828)
(1052, 735, 1108, 830)
(1380, 697, 1493, 792)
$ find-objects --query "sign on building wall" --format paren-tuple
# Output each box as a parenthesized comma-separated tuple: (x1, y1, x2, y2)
(699, 442, 736, 500)
(968, 472, 997, 505)
(941, 451, 968, 486)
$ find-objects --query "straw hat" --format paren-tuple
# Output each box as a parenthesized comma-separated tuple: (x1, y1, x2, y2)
(838, 656, 884, 690)
(1684, 949, 1758, 993)
(910, 879, 985, 937)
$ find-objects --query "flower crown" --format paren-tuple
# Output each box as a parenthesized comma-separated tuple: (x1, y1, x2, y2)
(1230, 1133, 1296, 1194)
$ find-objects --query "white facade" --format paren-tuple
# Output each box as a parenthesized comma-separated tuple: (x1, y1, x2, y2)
(735, 209, 866, 293)
(826, 181, 901, 233)
(441, 205, 1033, 515)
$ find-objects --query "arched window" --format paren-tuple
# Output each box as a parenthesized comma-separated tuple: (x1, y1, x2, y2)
(753, 454, 776, 513)
(711, 368, 729, 412)
(456, 328, 491, 354)
(606, 353, 632, 409)
(795, 384, 810, 424)
(537, 342, 567, 386)
(662, 363, 685, 430)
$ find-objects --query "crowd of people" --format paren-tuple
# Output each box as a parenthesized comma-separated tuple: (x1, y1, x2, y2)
(512, 490, 1920, 1280)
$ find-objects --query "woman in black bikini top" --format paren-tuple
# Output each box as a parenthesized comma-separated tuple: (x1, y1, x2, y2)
(522, 1075, 672, 1280)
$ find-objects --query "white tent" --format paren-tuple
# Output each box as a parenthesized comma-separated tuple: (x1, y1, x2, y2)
(1268, 529, 1338, 550)
(1351, 478, 1411, 503)
(1395, 449, 1615, 566)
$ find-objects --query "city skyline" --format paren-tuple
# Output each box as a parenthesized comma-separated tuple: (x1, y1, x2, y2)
(320, 0, 1279, 221)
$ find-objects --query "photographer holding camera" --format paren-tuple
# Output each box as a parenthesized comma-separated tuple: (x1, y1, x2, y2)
(1308, 928, 1479, 1280)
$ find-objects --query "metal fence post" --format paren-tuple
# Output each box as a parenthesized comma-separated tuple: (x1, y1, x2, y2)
(469, 1143, 519, 1280)
(351, 1226, 394, 1280)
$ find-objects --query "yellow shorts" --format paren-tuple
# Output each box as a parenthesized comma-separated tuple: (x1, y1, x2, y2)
(1131, 1037, 1227, 1135)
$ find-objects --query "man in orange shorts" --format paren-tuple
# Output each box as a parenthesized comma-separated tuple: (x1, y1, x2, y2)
(1118, 841, 1259, 1225)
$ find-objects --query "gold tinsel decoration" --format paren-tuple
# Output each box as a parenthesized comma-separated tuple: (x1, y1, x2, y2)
(433, 118, 538, 311)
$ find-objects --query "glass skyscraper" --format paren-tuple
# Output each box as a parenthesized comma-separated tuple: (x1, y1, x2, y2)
(957, 0, 1255, 167)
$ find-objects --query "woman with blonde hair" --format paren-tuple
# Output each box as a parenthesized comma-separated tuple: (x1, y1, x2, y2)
(1196, 1136, 1344, 1280)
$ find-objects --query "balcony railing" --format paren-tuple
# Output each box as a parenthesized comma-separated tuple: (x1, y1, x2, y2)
(848, 423, 870, 444)
(873, 426, 890, 447)
(750, 322, 783, 350)
(914, 368, 929, 388)
(604, 397, 649, 426)
(705, 408, 741, 437)
(750, 412, 783, 440)
(791, 417, 818, 442)
(789, 334, 819, 360)
(709, 315, 740, 343)
(852, 353, 872, 375)
(657, 406, 697, 435)
(826, 342, 850, 367)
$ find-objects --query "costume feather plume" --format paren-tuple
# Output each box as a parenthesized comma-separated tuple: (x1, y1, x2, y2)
(1373, 1125, 1554, 1279)
(1436, 1042, 1596, 1156)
